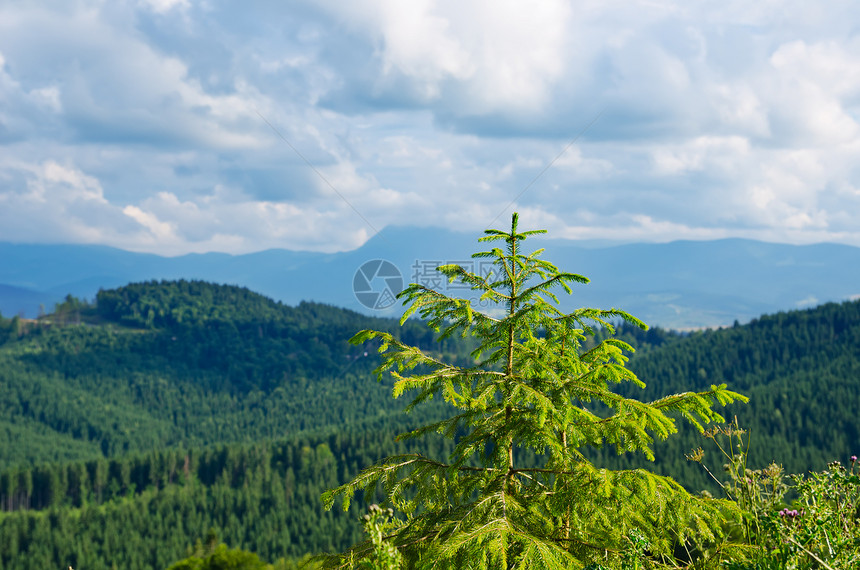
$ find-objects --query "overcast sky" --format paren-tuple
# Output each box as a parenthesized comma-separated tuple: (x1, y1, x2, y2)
(1, 0, 860, 255)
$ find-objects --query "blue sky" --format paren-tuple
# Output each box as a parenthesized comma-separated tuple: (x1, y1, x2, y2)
(2, 0, 860, 255)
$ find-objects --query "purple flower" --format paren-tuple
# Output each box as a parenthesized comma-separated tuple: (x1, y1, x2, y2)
(851, 455, 857, 463)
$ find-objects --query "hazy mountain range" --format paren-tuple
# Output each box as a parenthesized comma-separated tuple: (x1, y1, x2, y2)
(2, 227, 860, 329)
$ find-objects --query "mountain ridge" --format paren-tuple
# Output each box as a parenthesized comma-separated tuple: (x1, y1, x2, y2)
(2, 229, 860, 329)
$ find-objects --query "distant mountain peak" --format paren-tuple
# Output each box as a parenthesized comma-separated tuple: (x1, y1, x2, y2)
(2, 235, 860, 329)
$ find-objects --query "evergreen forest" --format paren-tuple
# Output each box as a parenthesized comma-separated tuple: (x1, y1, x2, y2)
(0, 273, 858, 568)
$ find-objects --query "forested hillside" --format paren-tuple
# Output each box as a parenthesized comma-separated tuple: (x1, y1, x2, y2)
(0, 280, 464, 470)
(590, 299, 860, 490)
(0, 425, 462, 569)
(0, 281, 858, 567)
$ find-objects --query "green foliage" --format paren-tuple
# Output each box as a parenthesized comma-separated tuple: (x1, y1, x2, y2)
(0, 281, 461, 471)
(349, 505, 403, 570)
(612, 299, 860, 492)
(167, 543, 273, 570)
(166, 528, 323, 570)
(775, 460, 860, 568)
(0, 429, 437, 569)
(52, 294, 92, 325)
(3, 276, 858, 484)
(324, 214, 747, 568)
(1, 253, 859, 567)
(693, 425, 860, 569)
(684, 423, 777, 549)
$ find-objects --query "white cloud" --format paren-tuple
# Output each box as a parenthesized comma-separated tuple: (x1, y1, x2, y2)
(764, 40, 860, 145)
(651, 136, 751, 177)
(795, 295, 819, 307)
(317, 0, 572, 112)
(709, 83, 769, 138)
(123, 204, 176, 241)
(0, 159, 139, 244)
(28, 86, 62, 113)
(139, 0, 190, 13)
(1, 1, 860, 255)
(0, 4, 273, 150)
(39, 160, 106, 203)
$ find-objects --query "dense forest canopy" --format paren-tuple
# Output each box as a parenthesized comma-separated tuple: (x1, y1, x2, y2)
(0, 280, 467, 469)
(0, 279, 858, 567)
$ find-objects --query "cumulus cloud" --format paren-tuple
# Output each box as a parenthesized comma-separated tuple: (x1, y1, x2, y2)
(0, 3, 274, 150)
(315, 0, 575, 119)
(1, 0, 860, 254)
(0, 159, 140, 244)
(0, 156, 376, 254)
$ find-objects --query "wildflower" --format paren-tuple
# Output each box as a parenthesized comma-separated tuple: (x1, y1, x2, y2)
(851, 455, 857, 463)
(685, 447, 705, 462)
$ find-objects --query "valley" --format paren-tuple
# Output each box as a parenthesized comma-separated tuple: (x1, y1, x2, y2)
(0, 280, 858, 567)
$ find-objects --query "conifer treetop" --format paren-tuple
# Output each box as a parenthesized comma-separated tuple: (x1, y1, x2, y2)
(323, 213, 747, 569)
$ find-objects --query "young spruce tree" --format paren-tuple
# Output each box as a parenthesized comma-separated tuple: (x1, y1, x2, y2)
(323, 214, 747, 569)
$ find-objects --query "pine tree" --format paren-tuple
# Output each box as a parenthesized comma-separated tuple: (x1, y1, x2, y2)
(323, 214, 747, 569)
